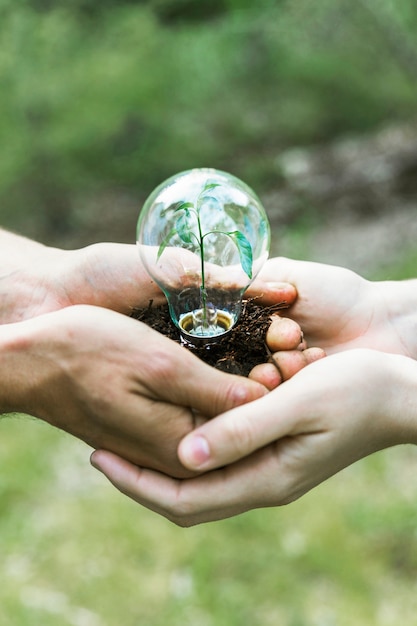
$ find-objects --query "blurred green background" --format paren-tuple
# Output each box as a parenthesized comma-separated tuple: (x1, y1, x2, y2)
(1, 0, 417, 261)
(1, 1, 417, 624)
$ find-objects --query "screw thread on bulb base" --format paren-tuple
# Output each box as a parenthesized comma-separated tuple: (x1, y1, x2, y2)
(179, 309, 234, 346)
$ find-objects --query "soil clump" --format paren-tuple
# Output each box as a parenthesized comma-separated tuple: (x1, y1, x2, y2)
(131, 300, 289, 377)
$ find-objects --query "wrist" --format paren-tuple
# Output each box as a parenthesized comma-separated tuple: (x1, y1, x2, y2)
(0, 322, 33, 414)
(381, 352, 417, 446)
(375, 279, 417, 359)
(0, 313, 68, 419)
(0, 242, 72, 324)
(62, 243, 165, 313)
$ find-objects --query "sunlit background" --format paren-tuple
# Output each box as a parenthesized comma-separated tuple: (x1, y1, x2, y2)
(1, 1, 417, 624)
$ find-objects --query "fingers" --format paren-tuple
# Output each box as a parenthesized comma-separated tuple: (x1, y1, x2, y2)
(176, 313, 325, 470)
(177, 380, 294, 473)
(248, 315, 325, 390)
(144, 333, 268, 419)
(244, 279, 297, 307)
(177, 349, 330, 473)
(248, 362, 281, 390)
(91, 447, 282, 526)
(90, 450, 225, 525)
(76, 243, 166, 312)
(183, 367, 268, 419)
(271, 346, 326, 380)
(249, 347, 325, 390)
(90, 451, 191, 522)
(266, 316, 303, 351)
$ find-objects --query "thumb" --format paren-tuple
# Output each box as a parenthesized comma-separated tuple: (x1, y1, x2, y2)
(145, 333, 268, 419)
(177, 351, 268, 418)
(177, 374, 302, 470)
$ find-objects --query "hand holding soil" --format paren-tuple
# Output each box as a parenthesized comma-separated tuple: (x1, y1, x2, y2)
(92, 257, 417, 525)
(249, 316, 326, 390)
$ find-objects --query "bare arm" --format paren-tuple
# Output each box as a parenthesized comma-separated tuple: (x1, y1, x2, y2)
(0, 229, 296, 323)
(0, 228, 165, 322)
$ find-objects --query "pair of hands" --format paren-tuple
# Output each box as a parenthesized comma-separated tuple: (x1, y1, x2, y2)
(90, 258, 417, 524)
(0, 234, 291, 478)
(3, 231, 416, 524)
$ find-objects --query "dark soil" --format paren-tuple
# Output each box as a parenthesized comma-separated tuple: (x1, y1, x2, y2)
(131, 299, 289, 377)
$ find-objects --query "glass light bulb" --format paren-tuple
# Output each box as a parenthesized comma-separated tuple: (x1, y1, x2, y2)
(137, 168, 270, 345)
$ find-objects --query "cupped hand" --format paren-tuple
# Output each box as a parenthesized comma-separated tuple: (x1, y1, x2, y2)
(1, 236, 297, 323)
(1, 305, 267, 478)
(249, 257, 413, 356)
(0, 242, 166, 323)
(91, 349, 417, 524)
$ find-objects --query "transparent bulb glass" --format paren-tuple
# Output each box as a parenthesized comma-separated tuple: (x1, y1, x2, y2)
(137, 168, 270, 345)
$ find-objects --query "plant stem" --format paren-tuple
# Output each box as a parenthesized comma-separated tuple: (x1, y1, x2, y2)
(197, 215, 208, 325)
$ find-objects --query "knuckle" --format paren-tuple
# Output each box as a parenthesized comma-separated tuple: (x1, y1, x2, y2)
(225, 378, 265, 410)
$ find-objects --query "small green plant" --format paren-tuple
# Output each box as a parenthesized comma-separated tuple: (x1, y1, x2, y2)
(157, 181, 253, 327)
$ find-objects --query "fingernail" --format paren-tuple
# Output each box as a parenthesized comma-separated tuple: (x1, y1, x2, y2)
(266, 281, 295, 294)
(180, 435, 211, 469)
(90, 451, 102, 472)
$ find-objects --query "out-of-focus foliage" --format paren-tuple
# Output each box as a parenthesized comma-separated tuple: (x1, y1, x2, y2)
(0, 0, 417, 239)
(1, 416, 417, 626)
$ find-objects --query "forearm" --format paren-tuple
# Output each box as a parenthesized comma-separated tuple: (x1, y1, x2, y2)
(0, 228, 165, 323)
(0, 228, 52, 264)
(0, 228, 70, 324)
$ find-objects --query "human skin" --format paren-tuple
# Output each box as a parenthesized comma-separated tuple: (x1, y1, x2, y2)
(91, 349, 417, 523)
(0, 305, 269, 478)
(0, 230, 296, 323)
(0, 230, 296, 478)
(257, 257, 417, 359)
(0, 230, 165, 322)
(247, 257, 417, 388)
(91, 258, 417, 523)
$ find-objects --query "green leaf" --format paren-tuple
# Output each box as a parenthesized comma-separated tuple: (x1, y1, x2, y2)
(176, 211, 194, 244)
(227, 231, 253, 279)
(173, 201, 194, 213)
(156, 227, 178, 260)
(202, 182, 220, 193)
(197, 183, 221, 213)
